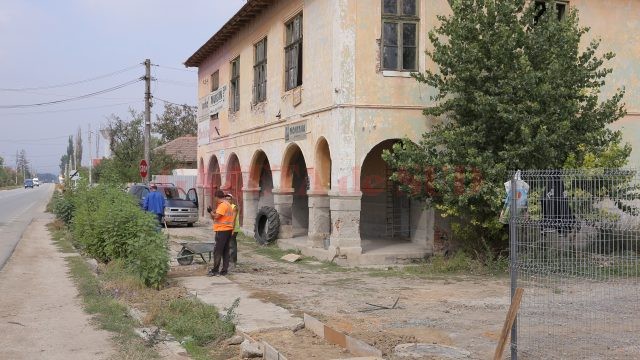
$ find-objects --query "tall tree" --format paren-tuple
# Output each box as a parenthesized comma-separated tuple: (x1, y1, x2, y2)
(98, 108, 177, 183)
(383, 0, 629, 249)
(66, 136, 74, 170)
(17, 149, 31, 181)
(75, 127, 83, 168)
(153, 103, 197, 144)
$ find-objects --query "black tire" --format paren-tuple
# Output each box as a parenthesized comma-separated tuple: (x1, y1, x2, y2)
(254, 206, 280, 244)
(177, 248, 194, 265)
(187, 223, 194, 228)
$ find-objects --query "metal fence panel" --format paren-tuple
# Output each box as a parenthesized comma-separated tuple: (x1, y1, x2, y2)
(511, 169, 640, 359)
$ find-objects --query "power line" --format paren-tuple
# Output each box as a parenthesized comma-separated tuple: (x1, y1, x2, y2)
(152, 64, 196, 73)
(0, 79, 143, 109)
(154, 97, 196, 107)
(0, 101, 140, 115)
(0, 64, 141, 91)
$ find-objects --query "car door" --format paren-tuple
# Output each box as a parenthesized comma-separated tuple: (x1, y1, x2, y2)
(186, 188, 198, 207)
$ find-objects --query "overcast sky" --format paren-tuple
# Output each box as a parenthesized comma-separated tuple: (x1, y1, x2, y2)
(0, 0, 245, 175)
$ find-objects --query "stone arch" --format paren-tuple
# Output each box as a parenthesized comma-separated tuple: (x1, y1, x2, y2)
(248, 149, 274, 208)
(197, 157, 205, 216)
(206, 155, 222, 216)
(360, 139, 413, 241)
(225, 152, 243, 226)
(281, 143, 309, 237)
(314, 137, 331, 191)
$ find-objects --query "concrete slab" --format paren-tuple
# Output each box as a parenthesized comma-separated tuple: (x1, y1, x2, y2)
(176, 276, 303, 333)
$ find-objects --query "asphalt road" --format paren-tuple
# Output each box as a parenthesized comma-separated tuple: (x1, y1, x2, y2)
(0, 183, 53, 271)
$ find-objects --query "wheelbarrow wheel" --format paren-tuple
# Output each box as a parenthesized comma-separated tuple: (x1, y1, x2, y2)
(177, 248, 194, 265)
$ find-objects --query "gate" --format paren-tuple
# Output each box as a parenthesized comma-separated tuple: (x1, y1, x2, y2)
(509, 169, 640, 359)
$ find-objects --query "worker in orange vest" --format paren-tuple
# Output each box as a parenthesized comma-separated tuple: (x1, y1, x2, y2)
(225, 193, 240, 266)
(206, 190, 235, 276)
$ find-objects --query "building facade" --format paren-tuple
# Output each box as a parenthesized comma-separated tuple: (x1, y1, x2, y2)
(186, 0, 640, 264)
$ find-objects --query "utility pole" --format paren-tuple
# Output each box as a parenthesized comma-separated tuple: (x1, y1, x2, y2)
(15, 149, 18, 185)
(144, 59, 152, 184)
(88, 124, 92, 185)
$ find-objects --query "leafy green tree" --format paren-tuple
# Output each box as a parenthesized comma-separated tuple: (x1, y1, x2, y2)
(153, 103, 197, 144)
(97, 108, 177, 183)
(383, 0, 629, 250)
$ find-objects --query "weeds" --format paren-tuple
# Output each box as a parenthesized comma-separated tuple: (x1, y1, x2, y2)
(51, 224, 235, 360)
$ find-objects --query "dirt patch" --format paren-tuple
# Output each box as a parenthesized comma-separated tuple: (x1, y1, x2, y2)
(250, 329, 352, 360)
(164, 227, 512, 359)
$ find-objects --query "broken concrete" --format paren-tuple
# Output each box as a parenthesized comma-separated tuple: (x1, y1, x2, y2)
(177, 276, 303, 333)
(280, 253, 302, 262)
(240, 339, 263, 358)
(393, 343, 471, 359)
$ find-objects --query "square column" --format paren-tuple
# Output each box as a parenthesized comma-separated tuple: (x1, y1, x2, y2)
(242, 188, 260, 237)
(273, 188, 294, 239)
(328, 191, 362, 256)
(308, 191, 331, 248)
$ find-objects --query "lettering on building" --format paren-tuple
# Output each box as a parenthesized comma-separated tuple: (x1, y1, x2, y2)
(285, 121, 307, 142)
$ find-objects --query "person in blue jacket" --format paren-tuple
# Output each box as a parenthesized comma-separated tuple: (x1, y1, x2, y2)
(143, 184, 166, 226)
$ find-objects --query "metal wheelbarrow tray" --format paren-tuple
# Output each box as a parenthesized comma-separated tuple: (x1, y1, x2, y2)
(176, 242, 215, 265)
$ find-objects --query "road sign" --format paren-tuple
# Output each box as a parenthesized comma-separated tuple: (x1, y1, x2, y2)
(139, 159, 148, 179)
(70, 169, 80, 181)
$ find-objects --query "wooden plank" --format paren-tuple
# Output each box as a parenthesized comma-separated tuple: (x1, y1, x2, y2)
(493, 287, 524, 360)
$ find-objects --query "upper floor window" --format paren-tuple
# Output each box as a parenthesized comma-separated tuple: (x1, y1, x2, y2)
(230, 57, 240, 113)
(211, 70, 219, 92)
(382, 0, 419, 71)
(285, 14, 303, 91)
(254, 37, 267, 103)
(534, 1, 567, 23)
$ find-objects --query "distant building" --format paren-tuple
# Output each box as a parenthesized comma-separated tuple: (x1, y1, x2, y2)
(153, 136, 197, 169)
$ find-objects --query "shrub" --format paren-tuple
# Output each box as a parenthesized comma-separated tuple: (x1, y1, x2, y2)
(51, 191, 75, 226)
(70, 184, 169, 287)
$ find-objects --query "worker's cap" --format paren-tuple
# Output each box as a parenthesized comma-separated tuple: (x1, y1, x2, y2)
(215, 189, 226, 198)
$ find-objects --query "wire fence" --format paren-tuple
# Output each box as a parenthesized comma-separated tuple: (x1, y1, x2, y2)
(509, 169, 640, 359)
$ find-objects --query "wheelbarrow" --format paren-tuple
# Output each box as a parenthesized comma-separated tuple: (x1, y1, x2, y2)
(176, 242, 215, 265)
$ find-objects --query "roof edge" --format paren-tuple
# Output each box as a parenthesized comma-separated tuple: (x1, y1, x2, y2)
(184, 0, 274, 68)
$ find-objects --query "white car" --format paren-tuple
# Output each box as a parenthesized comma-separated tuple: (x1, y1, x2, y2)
(32, 178, 40, 187)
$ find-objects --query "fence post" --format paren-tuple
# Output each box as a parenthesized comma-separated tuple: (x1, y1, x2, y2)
(509, 173, 519, 360)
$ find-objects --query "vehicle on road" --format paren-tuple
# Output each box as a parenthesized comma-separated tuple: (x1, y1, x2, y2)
(128, 183, 199, 226)
(32, 178, 40, 187)
(24, 179, 34, 189)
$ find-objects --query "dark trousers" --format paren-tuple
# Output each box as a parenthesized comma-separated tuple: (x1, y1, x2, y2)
(212, 230, 232, 273)
(230, 232, 238, 263)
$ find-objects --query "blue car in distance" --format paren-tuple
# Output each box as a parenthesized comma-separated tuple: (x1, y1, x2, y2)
(24, 179, 34, 188)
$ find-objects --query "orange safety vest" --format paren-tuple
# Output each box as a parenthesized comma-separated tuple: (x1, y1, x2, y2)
(213, 200, 235, 231)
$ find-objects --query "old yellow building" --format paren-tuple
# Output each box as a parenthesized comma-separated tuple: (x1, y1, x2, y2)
(186, 0, 639, 265)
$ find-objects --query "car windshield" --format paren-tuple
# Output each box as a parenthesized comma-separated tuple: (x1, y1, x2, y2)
(159, 187, 186, 200)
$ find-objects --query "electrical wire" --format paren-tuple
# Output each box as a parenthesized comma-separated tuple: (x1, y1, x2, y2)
(0, 64, 141, 91)
(0, 79, 143, 109)
(152, 64, 196, 73)
(154, 97, 196, 107)
(0, 101, 140, 115)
